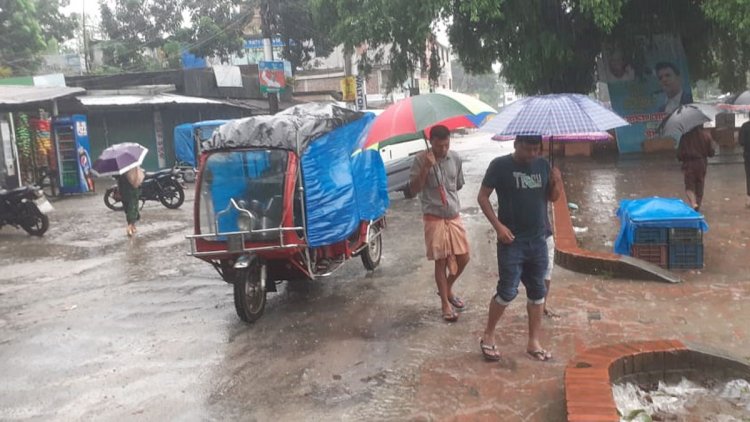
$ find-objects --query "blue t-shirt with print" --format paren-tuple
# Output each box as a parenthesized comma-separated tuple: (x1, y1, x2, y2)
(482, 154, 550, 241)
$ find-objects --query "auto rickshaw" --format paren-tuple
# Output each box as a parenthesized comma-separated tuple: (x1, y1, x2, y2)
(187, 104, 389, 323)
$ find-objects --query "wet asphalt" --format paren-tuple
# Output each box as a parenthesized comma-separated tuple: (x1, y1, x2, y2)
(1, 133, 748, 421)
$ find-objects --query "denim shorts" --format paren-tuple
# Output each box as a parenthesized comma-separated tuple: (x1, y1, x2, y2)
(496, 236, 549, 303)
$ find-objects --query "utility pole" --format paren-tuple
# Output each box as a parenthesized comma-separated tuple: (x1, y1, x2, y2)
(260, 1, 279, 114)
(82, 0, 90, 74)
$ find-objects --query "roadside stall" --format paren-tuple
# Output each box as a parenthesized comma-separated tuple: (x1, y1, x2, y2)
(0, 85, 87, 194)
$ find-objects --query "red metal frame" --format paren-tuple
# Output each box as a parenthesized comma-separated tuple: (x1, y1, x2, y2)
(189, 148, 380, 281)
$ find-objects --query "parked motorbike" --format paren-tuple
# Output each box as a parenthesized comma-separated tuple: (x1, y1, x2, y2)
(174, 161, 197, 183)
(104, 168, 185, 211)
(0, 185, 53, 236)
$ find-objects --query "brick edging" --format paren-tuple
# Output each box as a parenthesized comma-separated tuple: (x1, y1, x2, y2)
(552, 185, 677, 281)
(564, 340, 687, 421)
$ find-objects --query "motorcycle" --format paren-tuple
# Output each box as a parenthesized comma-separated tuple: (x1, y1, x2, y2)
(0, 185, 53, 236)
(103, 168, 185, 211)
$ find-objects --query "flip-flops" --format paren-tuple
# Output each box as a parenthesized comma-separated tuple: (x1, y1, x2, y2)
(436, 292, 466, 310)
(448, 295, 465, 310)
(480, 339, 501, 361)
(442, 311, 459, 322)
(543, 308, 561, 320)
(527, 349, 553, 361)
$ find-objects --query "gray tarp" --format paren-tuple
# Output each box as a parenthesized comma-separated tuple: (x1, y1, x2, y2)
(203, 103, 365, 154)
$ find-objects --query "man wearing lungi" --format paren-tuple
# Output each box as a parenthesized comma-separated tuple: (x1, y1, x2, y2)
(477, 135, 562, 361)
(409, 125, 470, 322)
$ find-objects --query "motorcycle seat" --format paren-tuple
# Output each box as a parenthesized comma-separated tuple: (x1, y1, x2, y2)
(145, 169, 173, 178)
(0, 186, 31, 197)
(0, 186, 30, 197)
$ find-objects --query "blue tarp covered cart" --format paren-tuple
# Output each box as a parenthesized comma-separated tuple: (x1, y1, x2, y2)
(173, 120, 229, 167)
(187, 103, 389, 323)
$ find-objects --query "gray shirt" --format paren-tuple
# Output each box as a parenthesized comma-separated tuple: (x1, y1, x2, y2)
(409, 150, 464, 218)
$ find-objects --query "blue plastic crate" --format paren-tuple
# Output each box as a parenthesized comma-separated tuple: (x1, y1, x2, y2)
(634, 227, 668, 244)
(668, 228, 703, 244)
(669, 244, 704, 269)
(631, 244, 668, 268)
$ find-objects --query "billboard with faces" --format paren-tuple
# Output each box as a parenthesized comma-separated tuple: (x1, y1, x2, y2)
(599, 34, 694, 153)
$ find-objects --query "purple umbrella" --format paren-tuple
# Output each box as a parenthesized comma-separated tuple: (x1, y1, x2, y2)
(92, 142, 148, 177)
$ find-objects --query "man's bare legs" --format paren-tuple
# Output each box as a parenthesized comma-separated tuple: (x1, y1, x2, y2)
(434, 259, 455, 319)
(527, 302, 545, 352)
(481, 298, 507, 348)
(685, 189, 699, 208)
(481, 297, 548, 359)
(446, 253, 469, 303)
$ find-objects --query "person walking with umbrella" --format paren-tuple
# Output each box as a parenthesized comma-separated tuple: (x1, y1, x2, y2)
(476, 94, 628, 361)
(477, 135, 563, 361)
(677, 125, 715, 212)
(408, 125, 470, 322)
(92, 143, 148, 236)
(657, 104, 720, 212)
(119, 166, 144, 236)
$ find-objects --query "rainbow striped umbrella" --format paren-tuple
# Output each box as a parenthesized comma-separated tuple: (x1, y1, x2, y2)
(361, 91, 496, 149)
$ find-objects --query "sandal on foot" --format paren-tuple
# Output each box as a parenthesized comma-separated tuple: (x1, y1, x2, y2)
(543, 308, 560, 320)
(448, 295, 465, 310)
(442, 311, 458, 322)
(480, 339, 501, 361)
(527, 349, 553, 361)
(436, 292, 466, 310)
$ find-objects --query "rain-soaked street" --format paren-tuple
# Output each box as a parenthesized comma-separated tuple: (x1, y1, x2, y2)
(1, 133, 749, 421)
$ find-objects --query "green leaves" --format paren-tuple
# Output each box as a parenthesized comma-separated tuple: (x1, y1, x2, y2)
(0, 0, 46, 75)
(702, 0, 750, 34)
(311, 0, 447, 89)
(309, 0, 750, 96)
(99, 0, 186, 69)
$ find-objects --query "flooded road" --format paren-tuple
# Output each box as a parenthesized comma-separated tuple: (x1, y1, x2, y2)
(1, 134, 748, 421)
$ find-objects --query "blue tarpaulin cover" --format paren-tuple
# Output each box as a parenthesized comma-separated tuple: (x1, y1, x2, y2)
(614, 197, 709, 255)
(201, 106, 388, 246)
(301, 113, 389, 246)
(174, 120, 228, 166)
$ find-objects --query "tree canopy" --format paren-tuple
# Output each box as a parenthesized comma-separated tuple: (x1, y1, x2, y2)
(176, 0, 247, 64)
(0, 0, 79, 75)
(310, 0, 442, 90)
(311, 0, 750, 94)
(99, 0, 184, 69)
(95, 0, 333, 73)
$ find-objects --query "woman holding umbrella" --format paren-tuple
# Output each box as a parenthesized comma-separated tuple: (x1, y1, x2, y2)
(119, 166, 144, 236)
(92, 142, 148, 236)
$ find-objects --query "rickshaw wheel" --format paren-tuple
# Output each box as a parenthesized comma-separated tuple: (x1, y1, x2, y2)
(361, 225, 382, 271)
(233, 264, 266, 323)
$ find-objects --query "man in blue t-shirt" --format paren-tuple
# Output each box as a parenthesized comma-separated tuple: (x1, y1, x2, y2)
(477, 134, 562, 362)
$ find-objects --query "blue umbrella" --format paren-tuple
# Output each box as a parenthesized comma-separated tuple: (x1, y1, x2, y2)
(92, 142, 148, 177)
(481, 94, 629, 164)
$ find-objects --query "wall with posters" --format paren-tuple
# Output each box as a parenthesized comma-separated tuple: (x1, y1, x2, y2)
(600, 34, 694, 153)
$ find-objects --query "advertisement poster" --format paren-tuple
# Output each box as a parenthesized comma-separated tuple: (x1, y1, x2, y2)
(341, 76, 356, 101)
(600, 34, 694, 153)
(258, 61, 286, 94)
